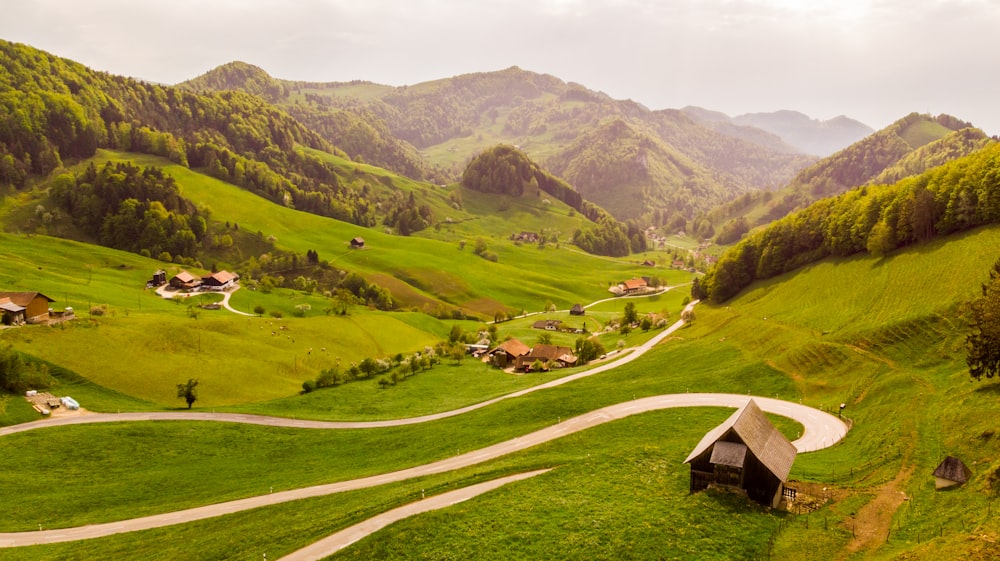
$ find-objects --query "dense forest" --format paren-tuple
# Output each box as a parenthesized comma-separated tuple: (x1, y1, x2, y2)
(0, 39, 438, 235)
(180, 62, 438, 181)
(698, 143, 1000, 302)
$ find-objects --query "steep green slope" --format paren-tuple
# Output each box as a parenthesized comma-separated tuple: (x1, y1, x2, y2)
(179, 62, 437, 181)
(709, 113, 992, 231)
(700, 142, 1000, 302)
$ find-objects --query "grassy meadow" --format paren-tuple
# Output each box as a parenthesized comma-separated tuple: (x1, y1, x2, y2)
(2, 148, 1000, 559)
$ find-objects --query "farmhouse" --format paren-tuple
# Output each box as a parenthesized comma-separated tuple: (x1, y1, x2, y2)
(684, 399, 797, 508)
(511, 231, 540, 244)
(620, 278, 647, 295)
(570, 303, 585, 316)
(531, 319, 562, 331)
(0, 292, 55, 324)
(487, 338, 531, 368)
(932, 456, 972, 490)
(516, 344, 577, 371)
(350, 237, 365, 248)
(201, 270, 239, 290)
(169, 271, 200, 290)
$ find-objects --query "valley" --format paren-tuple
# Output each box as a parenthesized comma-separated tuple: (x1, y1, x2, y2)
(1, 36, 999, 561)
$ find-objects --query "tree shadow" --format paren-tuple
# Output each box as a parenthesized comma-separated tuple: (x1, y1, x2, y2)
(973, 380, 1000, 395)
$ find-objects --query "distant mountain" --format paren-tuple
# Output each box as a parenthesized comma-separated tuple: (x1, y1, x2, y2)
(179, 62, 439, 182)
(270, 66, 816, 221)
(684, 107, 874, 157)
(732, 110, 874, 156)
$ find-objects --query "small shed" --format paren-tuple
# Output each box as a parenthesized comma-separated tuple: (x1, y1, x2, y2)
(932, 456, 972, 490)
(684, 399, 797, 508)
(570, 304, 585, 316)
(350, 237, 365, 249)
(0, 298, 26, 325)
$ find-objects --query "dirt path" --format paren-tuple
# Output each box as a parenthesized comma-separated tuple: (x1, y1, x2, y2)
(838, 464, 914, 559)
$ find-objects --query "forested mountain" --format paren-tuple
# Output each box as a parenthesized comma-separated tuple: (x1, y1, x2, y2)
(192, 64, 817, 222)
(708, 113, 994, 232)
(697, 142, 1000, 302)
(0, 39, 475, 238)
(180, 62, 438, 181)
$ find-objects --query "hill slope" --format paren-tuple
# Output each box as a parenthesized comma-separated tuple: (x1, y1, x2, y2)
(186, 63, 816, 221)
(709, 113, 994, 231)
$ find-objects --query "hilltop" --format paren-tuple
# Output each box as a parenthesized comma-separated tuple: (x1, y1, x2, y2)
(181, 63, 817, 222)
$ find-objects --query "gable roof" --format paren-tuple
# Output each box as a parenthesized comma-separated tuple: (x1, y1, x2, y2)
(204, 270, 237, 284)
(0, 297, 26, 312)
(570, 303, 585, 312)
(171, 271, 196, 283)
(933, 456, 972, 483)
(684, 399, 797, 482)
(0, 292, 54, 306)
(525, 344, 575, 362)
(622, 278, 647, 290)
(493, 338, 530, 358)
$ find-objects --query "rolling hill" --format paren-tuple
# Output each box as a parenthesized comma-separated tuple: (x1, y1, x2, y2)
(181, 63, 817, 222)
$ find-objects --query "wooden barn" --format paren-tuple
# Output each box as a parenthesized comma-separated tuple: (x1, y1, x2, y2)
(932, 456, 972, 490)
(684, 399, 797, 508)
(570, 304, 585, 316)
(201, 270, 239, 290)
(350, 237, 365, 249)
(169, 271, 200, 290)
(0, 291, 54, 324)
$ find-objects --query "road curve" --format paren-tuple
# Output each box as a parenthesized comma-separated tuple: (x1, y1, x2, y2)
(0, 303, 698, 438)
(276, 469, 552, 561)
(0, 393, 846, 547)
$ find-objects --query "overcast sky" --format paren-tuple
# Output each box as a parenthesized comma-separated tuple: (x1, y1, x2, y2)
(3, 0, 999, 134)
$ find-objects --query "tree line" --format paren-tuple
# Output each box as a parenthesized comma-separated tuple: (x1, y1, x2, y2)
(698, 143, 1000, 302)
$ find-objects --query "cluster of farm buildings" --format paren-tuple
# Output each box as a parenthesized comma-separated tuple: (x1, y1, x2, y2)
(148, 269, 240, 292)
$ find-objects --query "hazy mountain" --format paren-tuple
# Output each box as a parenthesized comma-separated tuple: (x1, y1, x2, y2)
(731, 110, 874, 156)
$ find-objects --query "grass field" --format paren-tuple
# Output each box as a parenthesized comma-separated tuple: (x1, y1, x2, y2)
(2, 168, 1000, 558)
(85, 150, 681, 315)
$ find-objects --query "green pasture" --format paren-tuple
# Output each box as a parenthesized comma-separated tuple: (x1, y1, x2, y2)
(90, 150, 663, 314)
(1, 310, 442, 407)
(0, 408, 798, 561)
(2, 207, 1000, 558)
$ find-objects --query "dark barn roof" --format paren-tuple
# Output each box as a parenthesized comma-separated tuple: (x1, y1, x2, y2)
(933, 456, 972, 484)
(685, 399, 797, 483)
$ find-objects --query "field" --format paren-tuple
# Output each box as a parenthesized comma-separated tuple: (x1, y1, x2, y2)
(2, 162, 999, 559)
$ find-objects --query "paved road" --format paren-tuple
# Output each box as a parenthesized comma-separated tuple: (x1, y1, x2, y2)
(0, 303, 699, 438)
(0, 299, 849, 550)
(0, 392, 846, 547)
(275, 469, 552, 561)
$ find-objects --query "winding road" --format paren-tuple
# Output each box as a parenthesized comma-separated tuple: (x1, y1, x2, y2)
(0, 300, 850, 557)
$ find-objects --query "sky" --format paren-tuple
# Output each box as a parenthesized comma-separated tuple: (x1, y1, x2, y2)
(2, 0, 999, 135)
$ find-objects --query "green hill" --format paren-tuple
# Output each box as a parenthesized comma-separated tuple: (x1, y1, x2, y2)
(709, 113, 993, 232)
(198, 64, 815, 222)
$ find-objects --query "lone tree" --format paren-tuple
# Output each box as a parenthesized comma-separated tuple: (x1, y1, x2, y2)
(967, 258, 1000, 381)
(623, 302, 638, 325)
(176, 378, 199, 409)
